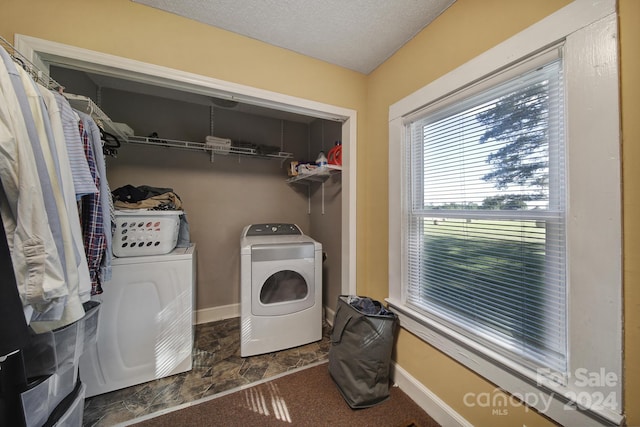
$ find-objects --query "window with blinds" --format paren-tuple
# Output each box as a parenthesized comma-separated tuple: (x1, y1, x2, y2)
(405, 57, 566, 372)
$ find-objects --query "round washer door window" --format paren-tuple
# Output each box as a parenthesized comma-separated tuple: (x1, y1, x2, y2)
(260, 270, 308, 304)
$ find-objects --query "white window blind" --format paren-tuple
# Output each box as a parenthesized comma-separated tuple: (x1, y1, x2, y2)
(405, 58, 566, 372)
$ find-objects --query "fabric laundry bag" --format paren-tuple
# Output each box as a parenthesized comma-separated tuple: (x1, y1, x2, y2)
(328, 295, 398, 409)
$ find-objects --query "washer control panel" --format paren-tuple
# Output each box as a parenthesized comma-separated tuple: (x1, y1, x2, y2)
(245, 223, 302, 236)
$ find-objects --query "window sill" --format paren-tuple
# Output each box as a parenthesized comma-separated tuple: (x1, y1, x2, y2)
(385, 298, 624, 427)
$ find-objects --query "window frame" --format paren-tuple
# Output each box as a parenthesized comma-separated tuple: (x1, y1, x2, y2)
(405, 49, 568, 374)
(387, 1, 622, 426)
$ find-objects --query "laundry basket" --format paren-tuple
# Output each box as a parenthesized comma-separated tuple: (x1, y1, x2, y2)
(113, 210, 182, 257)
(328, 295, 398, 408)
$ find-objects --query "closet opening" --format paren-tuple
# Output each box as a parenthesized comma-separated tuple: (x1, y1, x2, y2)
(13, 34, 356, 323)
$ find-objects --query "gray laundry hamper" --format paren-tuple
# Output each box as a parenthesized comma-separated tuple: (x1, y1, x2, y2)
(328, 295, 398, 409)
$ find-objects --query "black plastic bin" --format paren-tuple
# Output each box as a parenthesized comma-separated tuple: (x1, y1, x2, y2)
(328, 295, 398, 408)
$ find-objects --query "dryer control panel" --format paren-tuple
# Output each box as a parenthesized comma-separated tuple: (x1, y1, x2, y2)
(245, 223, 302, 236)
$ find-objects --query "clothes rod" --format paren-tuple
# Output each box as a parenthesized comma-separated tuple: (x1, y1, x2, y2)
(0, 35, 63, 91)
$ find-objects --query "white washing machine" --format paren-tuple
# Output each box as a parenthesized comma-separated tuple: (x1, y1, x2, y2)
(79, 245, 196, 397)
(240, 224, 322, 357)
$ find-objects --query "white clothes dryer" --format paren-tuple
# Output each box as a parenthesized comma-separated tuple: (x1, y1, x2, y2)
(240, 224, 322, 357)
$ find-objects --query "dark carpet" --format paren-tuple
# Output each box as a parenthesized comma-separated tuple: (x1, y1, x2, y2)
(131, 362, 440, 427)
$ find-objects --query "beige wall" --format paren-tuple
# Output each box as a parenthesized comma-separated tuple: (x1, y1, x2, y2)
(619, 0, 640, 425)
(2, 0, 638, 425)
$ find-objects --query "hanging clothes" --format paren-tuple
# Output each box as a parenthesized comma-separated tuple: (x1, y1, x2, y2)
(0, 197, 29, 356)
(0, 46, 68, 318)
(39, 87, 93, 304)
(29, 84, 102, 332)
(53, 91, 97, 199)
(0, 49, 70, 297)
(80, 111, 113, 285)
(78, 115, 107, 295)
(0, 43, 117, 330)
(53, 91, 99, 302)
(16, 68, 85, 329)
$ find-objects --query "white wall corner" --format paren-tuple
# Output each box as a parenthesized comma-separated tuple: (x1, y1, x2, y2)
(391, 362, 473, 427)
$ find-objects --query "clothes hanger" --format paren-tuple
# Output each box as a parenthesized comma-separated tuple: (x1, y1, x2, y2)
(100, 130, 120, 157)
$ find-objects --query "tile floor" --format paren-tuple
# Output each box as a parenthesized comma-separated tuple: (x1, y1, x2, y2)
(82, 317, 331, 426)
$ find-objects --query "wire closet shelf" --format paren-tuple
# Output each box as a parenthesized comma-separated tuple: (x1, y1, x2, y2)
(128, 135, 294, 161)
(1, 36, 294, 163)
(0, 35, 63, 91)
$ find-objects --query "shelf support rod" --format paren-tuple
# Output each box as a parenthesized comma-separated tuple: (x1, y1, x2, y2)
(214, 105, 216, 136)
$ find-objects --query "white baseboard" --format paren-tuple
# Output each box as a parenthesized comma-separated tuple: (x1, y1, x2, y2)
(196, 303, 335, 326)
(195, 303, 240, 324)
(391, 362, 472, 427)
(324, 305, 336, 326)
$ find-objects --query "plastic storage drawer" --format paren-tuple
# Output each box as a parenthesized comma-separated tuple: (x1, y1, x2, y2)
(23, 302, 101, 378)
(20, 363, 78, 427)
(53, 382, 86, 427)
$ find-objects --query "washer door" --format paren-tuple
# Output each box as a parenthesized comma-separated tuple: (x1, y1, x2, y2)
(251, 243, 316, 316)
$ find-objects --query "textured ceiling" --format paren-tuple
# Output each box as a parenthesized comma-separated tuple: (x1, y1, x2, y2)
(132, 0, 455, 74)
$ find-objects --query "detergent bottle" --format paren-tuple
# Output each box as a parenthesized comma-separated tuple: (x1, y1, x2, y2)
(327, 141, 342, 166)
(316, 151, 328, 168)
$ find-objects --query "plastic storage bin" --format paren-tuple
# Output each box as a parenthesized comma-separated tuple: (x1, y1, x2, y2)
(113, 209, 182, 257)
(53, 382, 86, 427)
(20, 364, 78, 427)
(19, 303, 98, 427)
(23, 303, 101, 378)
(81, 301, 100, 351)
(49, 363, 78, 417)
(20, 375, 53, 427)
(22, 321, 79, 378)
